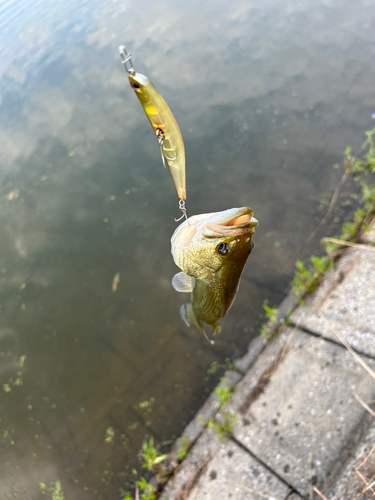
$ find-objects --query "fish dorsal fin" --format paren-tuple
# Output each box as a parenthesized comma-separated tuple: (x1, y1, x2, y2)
(180, 304, 214, 345)
(172, 272, 194, 293)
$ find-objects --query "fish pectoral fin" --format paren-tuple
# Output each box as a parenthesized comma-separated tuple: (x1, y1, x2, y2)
(172, 272, 194, 293)
(180, 304, 214, 345)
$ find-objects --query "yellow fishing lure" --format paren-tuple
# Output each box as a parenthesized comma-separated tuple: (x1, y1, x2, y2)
(119, 45, 186, 215)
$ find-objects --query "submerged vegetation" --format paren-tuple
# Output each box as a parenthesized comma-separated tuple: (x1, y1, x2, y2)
(104, 427, 115, 444)
(39, 481, 65, 500)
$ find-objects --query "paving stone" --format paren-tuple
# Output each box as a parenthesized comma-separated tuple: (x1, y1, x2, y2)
(227, 327, 375, 497)
(160, 428, 292, 500)
(291, 246, 375, 357)
(329, 421, 375, 500)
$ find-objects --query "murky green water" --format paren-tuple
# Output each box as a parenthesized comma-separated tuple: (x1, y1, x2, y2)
(1, 0, 375, 498)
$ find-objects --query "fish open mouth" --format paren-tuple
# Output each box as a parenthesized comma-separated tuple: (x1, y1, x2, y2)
(220, 207, 258, 229)
(200, 207, 259, 239)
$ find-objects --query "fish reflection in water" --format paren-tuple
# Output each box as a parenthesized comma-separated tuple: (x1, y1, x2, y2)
(171, 207, 258, 342)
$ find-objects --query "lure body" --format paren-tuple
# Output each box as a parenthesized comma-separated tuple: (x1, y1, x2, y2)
(128, 72, 186, 202)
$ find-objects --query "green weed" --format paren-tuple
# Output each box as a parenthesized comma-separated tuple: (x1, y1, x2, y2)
(140, 437, 168, 471)
(292, 255, 333, 299)
(176, 435, 190, 461)
(260, 301, 279, 339)
(205, 376, 237, 440)
(207, 411, 236, 440)
(263, 302, 279, 320)
(136, 478, 157, 500)
(340, 124, 375, 241)
(121, 477, 157, 500)
(215, 379, 232, 406)
(323, 239, 339, 258)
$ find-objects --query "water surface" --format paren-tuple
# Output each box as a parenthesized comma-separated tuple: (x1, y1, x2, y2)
(1, 0, 375, 498)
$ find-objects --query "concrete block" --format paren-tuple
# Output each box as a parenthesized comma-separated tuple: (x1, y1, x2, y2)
(227, 327, 375, 497)
(329, 421, 375, 500)
(160, 429, 292, 500)
(291, 247, 375, 358)
(234, 335, 266, 373)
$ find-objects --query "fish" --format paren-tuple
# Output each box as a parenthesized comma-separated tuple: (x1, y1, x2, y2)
(119, 46, 186, 203)
(171, 207, 258, 342)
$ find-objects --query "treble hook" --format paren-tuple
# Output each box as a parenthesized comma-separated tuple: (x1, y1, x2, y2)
(156, 128, 177, 169)
(175, 199, 188, 222)
(155, 129, 166, 169)
(118, 45, 135, 76)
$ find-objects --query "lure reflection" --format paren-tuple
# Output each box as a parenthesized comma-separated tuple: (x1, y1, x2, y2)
(171, 207, 258, 342)
(119, 45, 186, 218)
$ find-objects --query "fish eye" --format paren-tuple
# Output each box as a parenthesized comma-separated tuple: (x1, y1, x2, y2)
(217, 243, 230, 256)
(132, 82, 140, 89)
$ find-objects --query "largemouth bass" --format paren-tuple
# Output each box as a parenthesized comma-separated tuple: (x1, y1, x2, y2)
(171, 207, 258, 341)
(119, 45, 186, 205)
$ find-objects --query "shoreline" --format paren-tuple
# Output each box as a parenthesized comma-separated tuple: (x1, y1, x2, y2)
(151, 221, 375, 499)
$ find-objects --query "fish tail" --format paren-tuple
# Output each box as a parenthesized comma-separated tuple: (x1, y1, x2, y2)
(180, 304, 215, 345)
